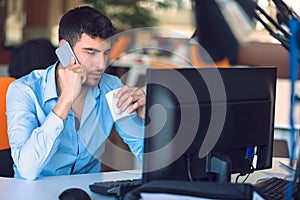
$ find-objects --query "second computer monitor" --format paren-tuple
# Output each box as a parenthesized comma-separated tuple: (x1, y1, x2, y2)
(142, 67, 276, 183)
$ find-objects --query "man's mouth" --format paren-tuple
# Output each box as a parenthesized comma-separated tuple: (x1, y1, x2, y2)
(90, 72, 102, 78)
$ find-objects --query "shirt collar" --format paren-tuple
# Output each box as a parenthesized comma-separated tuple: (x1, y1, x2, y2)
(43, 62, 102, 103)
(44, 62, 59, 102)
(93, 83, 101, 99)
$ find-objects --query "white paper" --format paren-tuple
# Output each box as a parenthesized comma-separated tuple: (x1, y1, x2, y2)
(140, 193, 220, 200)
(252, 191, 265, 200)
(106, 88, 136, 122)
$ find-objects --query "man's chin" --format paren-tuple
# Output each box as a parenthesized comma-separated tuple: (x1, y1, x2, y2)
(85, 79, 101, 87)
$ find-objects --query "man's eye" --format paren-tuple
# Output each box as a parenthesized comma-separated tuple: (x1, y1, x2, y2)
(104, 50, 111, 56)
(87, 51, 96, 55)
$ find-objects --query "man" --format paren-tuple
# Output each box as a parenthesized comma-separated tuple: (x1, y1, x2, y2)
(6, 6, 145, 180)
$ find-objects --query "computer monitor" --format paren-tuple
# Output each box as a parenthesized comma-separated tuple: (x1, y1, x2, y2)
(142, 67, 276, 183)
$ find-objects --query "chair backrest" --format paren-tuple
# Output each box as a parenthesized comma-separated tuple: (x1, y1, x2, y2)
(9, 38, 57, 78)
(0, 77, 16, 177)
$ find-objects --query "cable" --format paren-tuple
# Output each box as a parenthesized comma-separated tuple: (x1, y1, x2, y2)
(254, 2, 290, 37)
(251, 1, 290, 49)
(235, 172, 251, 184)
(186, 154, 193, 182)
(287, 18, 300, 200)
(235, 158, 254, 184)
(235, 174, 241, 183)
(241, 173, 251, 184)
(235, 173, 243, 183)
(272, 0, 300, 24)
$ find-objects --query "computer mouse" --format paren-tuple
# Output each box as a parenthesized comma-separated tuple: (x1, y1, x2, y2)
(58, 188, 91, 200)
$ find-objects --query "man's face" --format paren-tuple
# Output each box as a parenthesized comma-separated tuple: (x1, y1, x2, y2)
(73, 33, 111, 87)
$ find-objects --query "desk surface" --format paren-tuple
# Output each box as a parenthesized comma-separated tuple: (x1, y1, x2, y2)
(0, 158, 293, 200)
(0, 170, 141, 200)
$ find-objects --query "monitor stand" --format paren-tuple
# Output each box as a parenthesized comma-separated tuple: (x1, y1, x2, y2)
(206, 154, 232, 182)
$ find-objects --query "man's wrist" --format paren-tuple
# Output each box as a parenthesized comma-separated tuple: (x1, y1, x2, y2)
(52, 109, 68, 121)
(53, 97, 72, 120)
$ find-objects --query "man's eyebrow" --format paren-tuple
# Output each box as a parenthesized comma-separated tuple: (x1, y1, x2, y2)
(82, 47, 111, 53)
(104, 48, 111, 53)
(82, 47, 101, 52)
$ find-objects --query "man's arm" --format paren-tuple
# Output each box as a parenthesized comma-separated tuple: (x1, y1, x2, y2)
(112, 85, 146, 162)
(6, 83, 64, 180)
(114, 117, 144, 162)
(7, 60, 85, 180)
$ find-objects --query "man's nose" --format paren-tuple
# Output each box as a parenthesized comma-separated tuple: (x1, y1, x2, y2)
(94, 54, 107, 69)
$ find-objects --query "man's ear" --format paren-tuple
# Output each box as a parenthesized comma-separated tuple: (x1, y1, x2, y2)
(58, 39, 67, 46)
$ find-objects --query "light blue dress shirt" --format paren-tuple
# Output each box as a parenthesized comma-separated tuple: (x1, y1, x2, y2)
(6, 63, 144, 180)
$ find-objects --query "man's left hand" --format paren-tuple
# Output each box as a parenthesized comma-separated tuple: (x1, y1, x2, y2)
(116, 86, 146, 120)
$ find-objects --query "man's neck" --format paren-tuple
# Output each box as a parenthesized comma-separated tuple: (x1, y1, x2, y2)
(72, 86, 89, 122)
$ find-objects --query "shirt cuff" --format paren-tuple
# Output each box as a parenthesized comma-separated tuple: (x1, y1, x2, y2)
(41, 111, 64, 138)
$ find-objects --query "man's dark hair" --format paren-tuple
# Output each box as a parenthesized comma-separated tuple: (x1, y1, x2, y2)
(58, 6, 116, 47)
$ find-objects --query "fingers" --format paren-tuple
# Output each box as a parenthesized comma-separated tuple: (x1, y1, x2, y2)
(128, 89, 146, 112)
(70, 57, 77, 66)
(64, 58, 86, 82)
(116, 86, 135, 112)
(79, 66, 87, 84)
(128, 95, 146, 114)
(116, 86, 136, 107)
(132, 89, 146, 102)
(116, 86, 146, 113)
(57, 58, 87, 92)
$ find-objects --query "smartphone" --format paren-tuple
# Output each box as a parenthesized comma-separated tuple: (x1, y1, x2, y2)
(55, 41, 78, 68)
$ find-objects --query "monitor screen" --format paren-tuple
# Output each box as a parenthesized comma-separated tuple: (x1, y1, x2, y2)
(142, 67, 277, 183)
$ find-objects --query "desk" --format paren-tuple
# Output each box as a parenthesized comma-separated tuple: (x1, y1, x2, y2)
(0, 158, 292, 200)
(0, 170, 141, 200)
(233, 157, 294, 185)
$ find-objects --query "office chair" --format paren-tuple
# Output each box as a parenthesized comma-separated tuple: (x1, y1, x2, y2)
(9, 38, 57, 78)
(0, 77, 16, 177)
(273, 139, 290, 158)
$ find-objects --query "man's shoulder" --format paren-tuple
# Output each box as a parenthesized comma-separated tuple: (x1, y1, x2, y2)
(9, 65, 53, 91)
(13, 69, 46, 86)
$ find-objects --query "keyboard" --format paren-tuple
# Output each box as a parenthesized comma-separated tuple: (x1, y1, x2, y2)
(254, 177, 298, 200)
(89, 179, 142, 197)
(89, 177, 299, 199)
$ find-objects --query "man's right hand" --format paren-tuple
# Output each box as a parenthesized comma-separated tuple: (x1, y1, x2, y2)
(53, 58, 87, 120)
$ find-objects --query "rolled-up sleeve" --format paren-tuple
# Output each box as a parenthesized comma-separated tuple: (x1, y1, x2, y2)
(114, 116, 144, 163)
